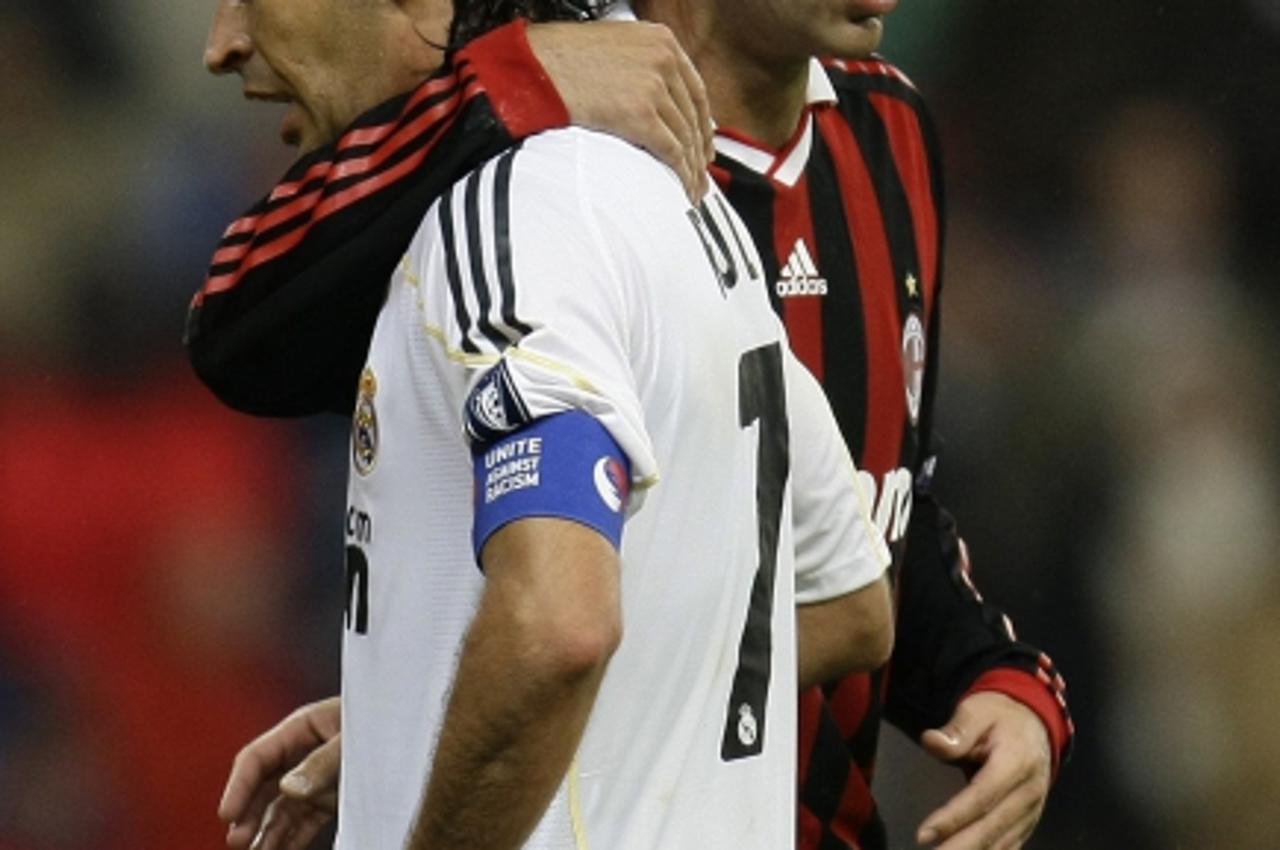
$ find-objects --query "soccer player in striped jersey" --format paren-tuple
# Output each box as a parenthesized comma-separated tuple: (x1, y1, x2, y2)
(623, 1, 1075, 848)
(190, 4, 717, 417)
(200, 2, 895, 850)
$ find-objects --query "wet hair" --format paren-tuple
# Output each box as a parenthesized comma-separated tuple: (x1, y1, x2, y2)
(449, 0, 608, 47)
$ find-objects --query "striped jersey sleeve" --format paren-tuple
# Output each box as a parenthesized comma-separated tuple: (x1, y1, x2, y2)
(185, 20, 569, 417)
(409, 130, 660, 488)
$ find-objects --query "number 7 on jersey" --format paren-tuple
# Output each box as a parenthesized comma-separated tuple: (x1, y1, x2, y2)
(721, 341, 790, 761)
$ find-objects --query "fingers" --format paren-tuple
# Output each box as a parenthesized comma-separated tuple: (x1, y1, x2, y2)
(651, 27, 710, 199)
(225, 770, 285, 849)
(918, 693, 1053, 848)
(991, 816, 1039, 850)
(250, 796, 334, 850)
(919, 736, 1051, 850)
(280, 734, 342, 815)
(661, 75, 710, 200)
(920, 699, 984, 764)
(670, 38, 714, 163)
(526, 20, 712, 201)
(924, 777, 1044, 850)
(918, 747, 1025, 844)
(651, 98, 704, 201)
(282, 810, 334, 850)
(220, 734, 284, 825)
(251, 797, 291, 850)
(220, 699, 342, 843)
(920, 725, 971, 763)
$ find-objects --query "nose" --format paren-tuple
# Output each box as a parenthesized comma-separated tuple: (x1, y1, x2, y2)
(204, 0, 252, 74)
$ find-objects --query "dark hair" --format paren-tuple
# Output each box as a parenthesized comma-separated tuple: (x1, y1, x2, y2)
(449, 0, 607, 47)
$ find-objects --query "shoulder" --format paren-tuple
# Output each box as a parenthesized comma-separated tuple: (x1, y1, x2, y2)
(819, 55, 929, 113)
(498, 128, 691, 264)
(410, 129, 683, 259)
(508, 128, 686, 216)
(817, 55, 943, 170)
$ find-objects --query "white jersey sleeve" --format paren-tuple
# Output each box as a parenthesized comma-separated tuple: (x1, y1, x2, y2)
(786, 347, 891, 604)
(417, 139, 659, 490)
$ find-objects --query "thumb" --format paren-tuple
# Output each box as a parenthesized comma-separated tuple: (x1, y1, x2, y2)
(920, 706, 978, 763)
(280, 734, 341, 800)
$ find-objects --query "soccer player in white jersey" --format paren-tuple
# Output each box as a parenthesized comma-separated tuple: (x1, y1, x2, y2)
(205, 2, 893, 849)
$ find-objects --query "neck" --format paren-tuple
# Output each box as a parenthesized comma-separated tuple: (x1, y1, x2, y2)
(636, 0, 810, 149)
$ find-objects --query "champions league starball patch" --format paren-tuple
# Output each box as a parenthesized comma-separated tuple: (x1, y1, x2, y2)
(464, 360, 532, 445)
(352, 367, 380, 476)
(901, 311, 926, 426)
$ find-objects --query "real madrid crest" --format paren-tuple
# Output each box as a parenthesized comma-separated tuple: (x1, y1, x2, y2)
(352, 367, 380, 476)
(901, 311, 926, 426)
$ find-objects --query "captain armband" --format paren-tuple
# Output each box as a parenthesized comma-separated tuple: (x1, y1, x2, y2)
(471, 410, 632, 560)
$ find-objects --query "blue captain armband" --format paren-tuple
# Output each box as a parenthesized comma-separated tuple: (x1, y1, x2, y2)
(472, 410, 632, 559)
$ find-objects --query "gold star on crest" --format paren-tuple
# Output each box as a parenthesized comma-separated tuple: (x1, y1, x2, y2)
(905, 273, 919, 299)
(359, 367, 378, 399)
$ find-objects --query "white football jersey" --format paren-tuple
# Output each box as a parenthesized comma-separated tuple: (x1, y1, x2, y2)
(336, 128, 888, 850)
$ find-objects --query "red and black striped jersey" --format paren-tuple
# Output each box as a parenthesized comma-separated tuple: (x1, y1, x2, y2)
(712, 58, 1073, 850)
(185, 20, 568, 417)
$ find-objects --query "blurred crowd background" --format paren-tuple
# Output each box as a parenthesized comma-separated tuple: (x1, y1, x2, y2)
(1, 2, 1277, 848)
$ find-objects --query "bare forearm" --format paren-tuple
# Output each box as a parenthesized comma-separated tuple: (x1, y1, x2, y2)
(409, 519, 620, 850)
(797, 574, 893, 688)
(408, 600, 605, 849)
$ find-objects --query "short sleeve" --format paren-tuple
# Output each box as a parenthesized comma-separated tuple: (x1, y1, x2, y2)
(786, 346, 890, 604)
(415, 131, 660, 490)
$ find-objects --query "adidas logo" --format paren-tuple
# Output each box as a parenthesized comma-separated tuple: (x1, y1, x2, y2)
(776, 238, 828, 297)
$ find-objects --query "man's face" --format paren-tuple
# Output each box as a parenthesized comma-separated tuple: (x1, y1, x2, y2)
(204, 0, 450, 155)
(732, 0, 897, 62)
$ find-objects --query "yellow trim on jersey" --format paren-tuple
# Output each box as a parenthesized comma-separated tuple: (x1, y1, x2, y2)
(421, 322, 502, 367)
(402, 259, 502, 368)
(568, 757, 590, 850)
(403, 257, 600, 383)
(503, 345, 598, 394)
(401, 255, 661, 493)
(846, 456, 892, 569)
(501, 351, 665, 493)
(635, 472, 660, 492)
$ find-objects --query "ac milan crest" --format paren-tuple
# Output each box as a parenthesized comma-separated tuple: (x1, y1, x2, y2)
(902, 312, 926, 425)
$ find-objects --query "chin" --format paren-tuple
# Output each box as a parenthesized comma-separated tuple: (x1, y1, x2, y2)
(827, 24, 884, 60)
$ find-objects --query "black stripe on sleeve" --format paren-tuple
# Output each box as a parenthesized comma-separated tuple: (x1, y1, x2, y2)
(463, 169, 509, 351)
(440, 185, 481, 355)
(493, 146, 534, 338)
